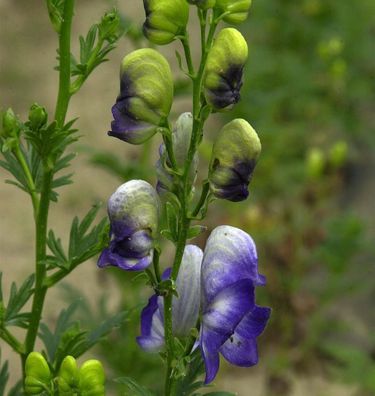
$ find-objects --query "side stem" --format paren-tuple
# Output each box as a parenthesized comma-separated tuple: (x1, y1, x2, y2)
(22, 0, 75, 374)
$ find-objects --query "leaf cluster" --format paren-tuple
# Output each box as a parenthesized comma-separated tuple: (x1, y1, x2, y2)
(66, 9, 124, 94)
(46, 204, 109, 274)
(0, 273, 35, 329)
(39, 301, 127, 373)
(0, 114, 78, 202)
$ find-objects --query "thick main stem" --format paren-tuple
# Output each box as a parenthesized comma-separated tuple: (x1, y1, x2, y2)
(22, 0, 75, 373)
(163, 11, 218, 396)
(55, 0, 74, 127)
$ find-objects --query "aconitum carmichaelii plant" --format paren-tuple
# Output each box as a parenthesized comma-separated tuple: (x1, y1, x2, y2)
(97, 0, 271, 394)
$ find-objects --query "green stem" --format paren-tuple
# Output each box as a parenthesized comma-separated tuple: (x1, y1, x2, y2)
(23, 0, 75, 376)
(54, 0, 75, 127)
(13, 145, 39, 217)
(70, 38, 104, 95)
(153, 248, 161, 283)
(191, 181, 209, 218)
(23, 169, 53, 360)
(0, 328, 25, 355)
(180, 33, 195, 77)
(163, 11, 219, 396)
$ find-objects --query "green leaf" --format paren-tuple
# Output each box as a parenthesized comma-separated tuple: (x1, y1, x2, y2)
(39, 300, 80, 363)
(67, 204, 108, 267)
(8, 380, 23, 396)
(187, 225, 207, 240)
(114, 377, 154, 396)
(86, 311, 127, 347)
(174, 349, 206, 396)
(204, 393, 237, 396)
(4, 274, 34, 328)
(0, 352, 9, 395)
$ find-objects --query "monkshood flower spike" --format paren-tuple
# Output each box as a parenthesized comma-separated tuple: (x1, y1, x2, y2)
(200, 225, 270, 384)
(109, 48, 173, 144)
(143, 0, 189, 45)
(215, 0, 252, 24)
(137, 245, 203, 351)
(209, 118, 261, 201)
(98, 180, 159, 271)
(203, 28, 248, 111)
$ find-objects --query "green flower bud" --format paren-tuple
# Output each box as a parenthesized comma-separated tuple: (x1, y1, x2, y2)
(329, 141, 348, 168)
(143, 0, 189, 45)
(109, 49, 174, 144)
(98, 10, 121, 43)
(28, 103, 47, 130)
(187, 0, 216, 9)
(24, 352, 52, 394)
(58, 356, 79, 394)
(78, 359, 105, 396)
(2, 108, 20, 138)
(215, 0, 252, 24)
(204, 28, 248, 111)
(306, 148, 325, 179)
(209, 119, 261, 201)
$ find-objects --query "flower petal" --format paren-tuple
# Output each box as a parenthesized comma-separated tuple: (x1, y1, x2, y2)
(203, 279, 254, 336)
(136, 295, 165, 352)
(220, 334, 258, 367)
(173, 245, 202, 336)
(219, 306, 270, 367)
(201, 225, 265, 307)
(200, 325, 226, 384)
(97, 244, 153, 271)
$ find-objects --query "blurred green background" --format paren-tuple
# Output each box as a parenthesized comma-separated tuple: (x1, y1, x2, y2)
(1, 0, 374, 395)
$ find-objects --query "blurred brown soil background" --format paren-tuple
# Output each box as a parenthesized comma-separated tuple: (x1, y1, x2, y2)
(1, 1, 373, 395)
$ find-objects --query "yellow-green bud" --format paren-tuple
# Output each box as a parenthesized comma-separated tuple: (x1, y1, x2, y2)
(306, 148, 325, 179)
(204, 28, 248, 111)
(109, 49, 174, 144)
(28, 103, 47, 130)
(2, 108, 20, 138)
(329, 140, 348, 168)
(143, 0, 189, 45)
(58, 355, 79, 394)
(98, 10, 121, 43)
(209, 119, 261, 201)
(215, 0, 252, 24)
(187, 0, 216, 9)
(24, 352, 52, 395)
(78, 359, 105, 396)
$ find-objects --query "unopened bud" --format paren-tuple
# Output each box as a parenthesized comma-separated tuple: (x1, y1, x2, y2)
(78, 360, 105, 396)
(306, 148, 325, 179)
(204, 28, 248, 111)
(2, 108, 20, 138)
(109, 49, 174, 144)
(215, 0, 252, 24)
(143, 0, 189, 45)
(329, 141, 348, 168)
(24, 352, 52, 395)
(28, 103, 47, 130)
(209, 119, 261, 201)
(98, 180, 160, 271)
(58, 356, 79, 395)
(98, 10, 121, 42)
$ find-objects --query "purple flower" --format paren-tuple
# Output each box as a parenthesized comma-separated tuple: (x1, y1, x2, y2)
(137, 245, 203, 351)
(200, 225, 270, 383)
(98, 180, 159, 271)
